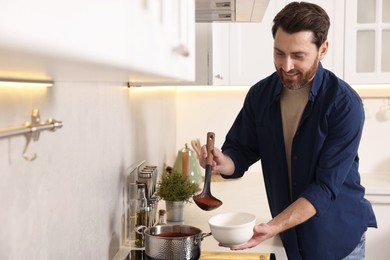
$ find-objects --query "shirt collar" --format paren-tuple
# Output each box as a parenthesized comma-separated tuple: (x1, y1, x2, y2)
(309, 62, 324, 101)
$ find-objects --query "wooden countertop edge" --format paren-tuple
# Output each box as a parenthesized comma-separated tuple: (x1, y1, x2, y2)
(112, 247, 276, 260)
(200, 251, 275, 259)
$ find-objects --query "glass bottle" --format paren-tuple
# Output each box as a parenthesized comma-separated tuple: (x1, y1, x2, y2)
(135, 183, 148, 247)
(156, 209, 167, 226)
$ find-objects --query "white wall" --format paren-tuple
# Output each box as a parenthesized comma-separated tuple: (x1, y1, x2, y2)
(359, 98, 390, 174)
(0, 83, 176, 260)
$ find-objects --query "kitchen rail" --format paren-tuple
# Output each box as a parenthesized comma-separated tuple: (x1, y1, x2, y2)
(0, 108, 63, 161)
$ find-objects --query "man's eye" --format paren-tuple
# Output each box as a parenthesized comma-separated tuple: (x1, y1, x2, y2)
(293, 54, 304, 59)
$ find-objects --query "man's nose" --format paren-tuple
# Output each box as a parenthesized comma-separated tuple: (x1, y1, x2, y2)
(282, 57, 294, 71)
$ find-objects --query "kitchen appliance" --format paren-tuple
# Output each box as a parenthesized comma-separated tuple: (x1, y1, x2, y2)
(196, 0, 270, 22)
(144, 225, 211, 260)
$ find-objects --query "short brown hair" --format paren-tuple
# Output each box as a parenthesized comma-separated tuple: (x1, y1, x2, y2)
(272, 2, 330, 49)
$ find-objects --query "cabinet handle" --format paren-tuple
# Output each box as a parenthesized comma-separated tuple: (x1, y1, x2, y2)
(215, 74, 224, 80)
(216, 2, 231, 8)
(172, 44, 189, 57)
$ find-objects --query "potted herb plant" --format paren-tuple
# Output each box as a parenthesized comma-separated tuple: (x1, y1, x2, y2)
(155, 167, 199, 222)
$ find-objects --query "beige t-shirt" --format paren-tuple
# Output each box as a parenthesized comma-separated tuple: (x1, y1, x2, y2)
(280, 85, 310, 196)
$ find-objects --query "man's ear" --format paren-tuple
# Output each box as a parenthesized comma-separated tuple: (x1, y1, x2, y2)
(319, 40, 329, 60)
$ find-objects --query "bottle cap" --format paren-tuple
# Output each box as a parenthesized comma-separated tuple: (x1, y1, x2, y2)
(137, 183, 146, 189)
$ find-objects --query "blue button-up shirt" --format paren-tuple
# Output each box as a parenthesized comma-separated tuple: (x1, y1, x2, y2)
(221, 63, 377, 259)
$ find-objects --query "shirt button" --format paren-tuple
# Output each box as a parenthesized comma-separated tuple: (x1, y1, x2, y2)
(293, 155, 298, 160)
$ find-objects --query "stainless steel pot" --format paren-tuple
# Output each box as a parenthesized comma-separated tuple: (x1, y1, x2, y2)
(144, 225, 211, 260)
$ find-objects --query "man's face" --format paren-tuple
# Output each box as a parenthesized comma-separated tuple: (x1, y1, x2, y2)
(273, 28, 328, 90)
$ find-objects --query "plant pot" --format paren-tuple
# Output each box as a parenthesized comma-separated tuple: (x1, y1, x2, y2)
(165, 201, 185, 222)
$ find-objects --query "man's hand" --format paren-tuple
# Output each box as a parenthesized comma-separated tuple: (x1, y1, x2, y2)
(199, 145, 235, 176)
(229, 223, 276, 250)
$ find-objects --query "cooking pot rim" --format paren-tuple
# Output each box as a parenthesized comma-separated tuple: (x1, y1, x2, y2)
(145, 224, 201, 235)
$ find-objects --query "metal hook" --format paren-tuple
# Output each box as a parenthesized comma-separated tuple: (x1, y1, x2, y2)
(22, 109, 41, 161)
(23, 133, 37, 161)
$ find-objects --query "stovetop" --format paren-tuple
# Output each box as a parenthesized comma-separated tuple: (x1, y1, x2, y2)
(128, 250, 276, 260)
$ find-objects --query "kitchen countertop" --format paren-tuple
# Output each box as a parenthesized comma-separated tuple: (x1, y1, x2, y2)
(361, 173, 390, 195)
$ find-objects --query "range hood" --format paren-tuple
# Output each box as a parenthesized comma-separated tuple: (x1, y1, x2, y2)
(196, 0, 270, 22)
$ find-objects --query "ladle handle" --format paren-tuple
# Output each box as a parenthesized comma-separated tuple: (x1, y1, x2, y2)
(203, 132, 215, 195)
(206, 132, 215, 166)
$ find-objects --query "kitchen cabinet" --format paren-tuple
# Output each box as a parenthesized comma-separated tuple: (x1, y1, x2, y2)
(0, 0, 195, 83)
(205, 0, 390, 87)
(206, 0, 278, 86)
(365, 194, 390, 259)
(344, 0, 390, 84)
(200, 0, 341, 86)
(362, 175, 390, 259)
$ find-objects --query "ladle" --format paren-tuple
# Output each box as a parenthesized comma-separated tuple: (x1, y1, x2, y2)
(193, 132, 223, 211)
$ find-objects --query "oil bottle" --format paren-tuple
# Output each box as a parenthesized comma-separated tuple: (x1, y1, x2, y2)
(135, 183, 147, 247)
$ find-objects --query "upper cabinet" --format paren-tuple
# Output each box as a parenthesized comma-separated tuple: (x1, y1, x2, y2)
(195, 0, 269, 22)
(198, 0, 340, 86)
(199, 0, 390, 88)
(344, 0, 390, 84)
(0, 0, 195, 83)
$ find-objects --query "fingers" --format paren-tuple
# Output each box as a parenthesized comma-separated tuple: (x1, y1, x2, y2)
(227, 224, 272, 251)
(229, 240, 257, 250)
(198, 145, 208, 168)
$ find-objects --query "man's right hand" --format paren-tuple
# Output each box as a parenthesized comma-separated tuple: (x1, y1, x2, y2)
(199, 145, 235, 176)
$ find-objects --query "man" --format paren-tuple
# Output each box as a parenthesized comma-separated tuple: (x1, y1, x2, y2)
(199, 2, 377, 259)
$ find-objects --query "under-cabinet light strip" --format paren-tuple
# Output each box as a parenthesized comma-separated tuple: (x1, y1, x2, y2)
(0, 79, 54, 88)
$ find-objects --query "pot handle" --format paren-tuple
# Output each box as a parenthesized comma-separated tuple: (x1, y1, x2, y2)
(135, 225, 147, 239)
(194, 232, 212, 245)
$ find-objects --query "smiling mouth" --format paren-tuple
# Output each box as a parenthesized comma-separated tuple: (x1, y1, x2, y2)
(283, 71, 299, 81)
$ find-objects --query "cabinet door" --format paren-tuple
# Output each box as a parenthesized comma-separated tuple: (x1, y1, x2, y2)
(344, 0, 390, 84)
(121, 0, 195, 82)
(210, 1, 278, 86)
(209, 0, 340, 86)
(157, 0, 195, 82)
(0, 0, 195, 82)
(365, 194, 390, 260)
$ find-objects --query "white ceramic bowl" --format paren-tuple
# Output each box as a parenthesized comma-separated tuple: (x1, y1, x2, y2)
(208, 212, 256, 246)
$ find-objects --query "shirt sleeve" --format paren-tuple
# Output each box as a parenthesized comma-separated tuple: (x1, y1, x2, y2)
(221, 86, 261, 179)
(301, 92, 364, 217)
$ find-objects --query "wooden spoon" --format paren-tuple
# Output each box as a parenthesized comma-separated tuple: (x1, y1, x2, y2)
(191, 139, 202, 159)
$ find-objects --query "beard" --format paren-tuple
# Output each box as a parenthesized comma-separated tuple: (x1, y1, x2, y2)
(276, 60, 319, 90)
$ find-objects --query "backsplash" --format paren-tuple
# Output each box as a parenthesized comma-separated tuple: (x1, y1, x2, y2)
(0, 83, 176, 259)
